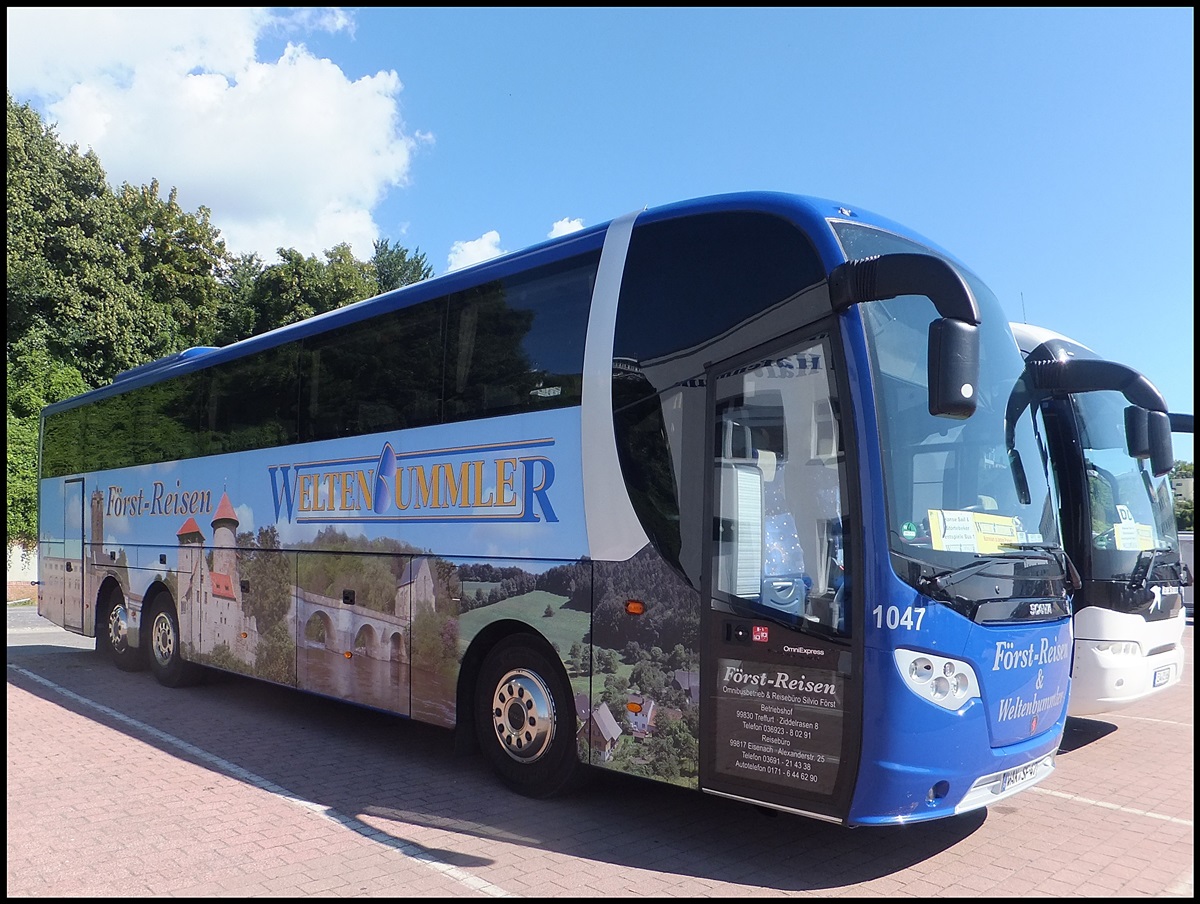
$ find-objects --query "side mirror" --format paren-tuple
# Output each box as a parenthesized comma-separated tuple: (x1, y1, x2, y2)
(1125, 406, 1150, 459)
(928, 319, 979, 419)
(829, 253, 981, 421)
(1148, 410, 1173, 477)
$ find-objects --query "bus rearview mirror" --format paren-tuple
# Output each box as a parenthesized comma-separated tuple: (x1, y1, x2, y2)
(1124, 406, 1150, 460)
(927, 318, 979, 419)
(828, 254, 981, 421)
(1148, 410, 1173, 477)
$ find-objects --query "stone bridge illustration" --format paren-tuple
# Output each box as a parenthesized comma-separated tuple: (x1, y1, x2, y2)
(293, 587, 412, 664)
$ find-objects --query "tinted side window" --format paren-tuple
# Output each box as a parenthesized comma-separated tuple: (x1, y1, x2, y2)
(300, 300, 446, 443)
(444, 253, 596, 424)
(41, 406, 86, 479)
(43, 369, 208, 475)
(202, 343, 301, 456)
(614, 211, 824, 367)
(137, 370, 207, 464)
(613, 211, 824, 573)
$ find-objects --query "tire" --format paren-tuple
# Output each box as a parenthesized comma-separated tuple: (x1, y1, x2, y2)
(98, 588, 145, 672)
(146, 595, 204, 688)
(474, 634, 585, 799)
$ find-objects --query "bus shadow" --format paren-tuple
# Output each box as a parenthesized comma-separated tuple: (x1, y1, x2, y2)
(9, 647, 994, 893)
(1058, 716, 1118, 753)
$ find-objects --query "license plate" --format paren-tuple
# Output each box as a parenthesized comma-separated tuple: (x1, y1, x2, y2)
(1153, 666, 1172, 688)
(1001, 761, 1040, 792)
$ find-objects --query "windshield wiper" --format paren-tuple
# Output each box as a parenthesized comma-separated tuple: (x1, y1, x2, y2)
(1128, 547, 1173, 591)
(999, 542, 1081, 590)
(918, 552, 1040, 596)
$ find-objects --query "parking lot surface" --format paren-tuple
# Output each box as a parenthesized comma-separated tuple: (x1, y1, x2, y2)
(7, 602, 1193, 898)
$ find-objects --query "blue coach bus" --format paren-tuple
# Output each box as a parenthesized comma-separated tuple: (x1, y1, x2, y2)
(38, 191, 1074, 826)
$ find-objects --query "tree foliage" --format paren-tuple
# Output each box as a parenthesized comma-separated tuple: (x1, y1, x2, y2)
(1170, 461, 1194, 531)
(1176, 498, 1194, 532)
(5, 92, 432, 549)
(372, 237, 433, 292)
(116, 180, 231, 351)
(7, 92, 147, 386)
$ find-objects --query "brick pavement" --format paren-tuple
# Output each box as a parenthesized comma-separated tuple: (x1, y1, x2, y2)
(7, 607, 1193, 897)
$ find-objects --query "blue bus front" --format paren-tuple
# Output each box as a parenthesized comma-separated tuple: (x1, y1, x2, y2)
(678, 200, 1073, 826)
(841, 218, 1073, 824)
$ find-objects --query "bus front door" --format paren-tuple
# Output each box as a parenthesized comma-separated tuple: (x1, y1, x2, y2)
(699, 337, 858, 823)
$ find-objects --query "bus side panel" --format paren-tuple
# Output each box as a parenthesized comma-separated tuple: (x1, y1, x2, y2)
(294, 551, 410, 717)
(125, 544, 171, 648)
(583, 546, 702, 791)
(452, 555, 595, 735)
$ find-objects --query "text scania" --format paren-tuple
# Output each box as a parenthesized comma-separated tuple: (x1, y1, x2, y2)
(268, 439, 559, 525)
(992, 637, 1071, 671)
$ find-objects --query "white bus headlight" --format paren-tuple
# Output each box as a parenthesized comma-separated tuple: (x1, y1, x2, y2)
(895, 649, 981, 711)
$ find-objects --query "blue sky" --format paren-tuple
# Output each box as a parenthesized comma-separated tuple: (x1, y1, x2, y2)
(7, 7, 1194, 462)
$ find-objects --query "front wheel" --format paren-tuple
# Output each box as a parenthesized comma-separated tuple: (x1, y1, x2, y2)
(146, 595, 204, 688)
(474, 634, 585, 799)
(98, 589, 145, 672)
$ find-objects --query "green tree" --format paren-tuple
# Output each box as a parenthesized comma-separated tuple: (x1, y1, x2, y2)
(596, 647, 619, 673)
(248, 244, 376, 333)
(1176, 498, 1193, 531)
(211, 252, 266, 346)
(7, 92, 147, 387)
(116, 180, 232, 350)
(1171, 461, 1194, 531)
(372, 238, 433, 293)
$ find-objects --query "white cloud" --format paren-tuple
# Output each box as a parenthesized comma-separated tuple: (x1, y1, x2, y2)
(446, 230, 506, 272)
(5, 7, 424, 263)
(548, 217, 584, 238)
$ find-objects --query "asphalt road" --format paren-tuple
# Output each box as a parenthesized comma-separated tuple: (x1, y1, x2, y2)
(7, 601, 1193, 897)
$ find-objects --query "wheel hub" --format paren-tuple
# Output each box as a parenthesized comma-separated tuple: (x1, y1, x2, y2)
(107, 603, 129, 652)
(151, 611, 177, 668)
(490, 668, 556, 763)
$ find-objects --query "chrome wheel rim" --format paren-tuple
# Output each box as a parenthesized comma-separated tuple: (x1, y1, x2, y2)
(150, 610, 177, 669)
(107, 602, 129, 653)
(490, 668, 556, 763)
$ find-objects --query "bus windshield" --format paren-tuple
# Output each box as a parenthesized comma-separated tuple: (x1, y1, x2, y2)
(834, 221, 1069, 621)
(1074, 389, 1181, 580)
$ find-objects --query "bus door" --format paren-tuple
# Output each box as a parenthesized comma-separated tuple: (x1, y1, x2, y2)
(699, 334, 859, 823)
(63, 478, 87, 632)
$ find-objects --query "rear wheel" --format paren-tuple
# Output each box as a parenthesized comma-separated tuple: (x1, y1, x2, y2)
(98, 588, 144, 672)
(474, 634, 585, 798)
(146, 595, 204, 688)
